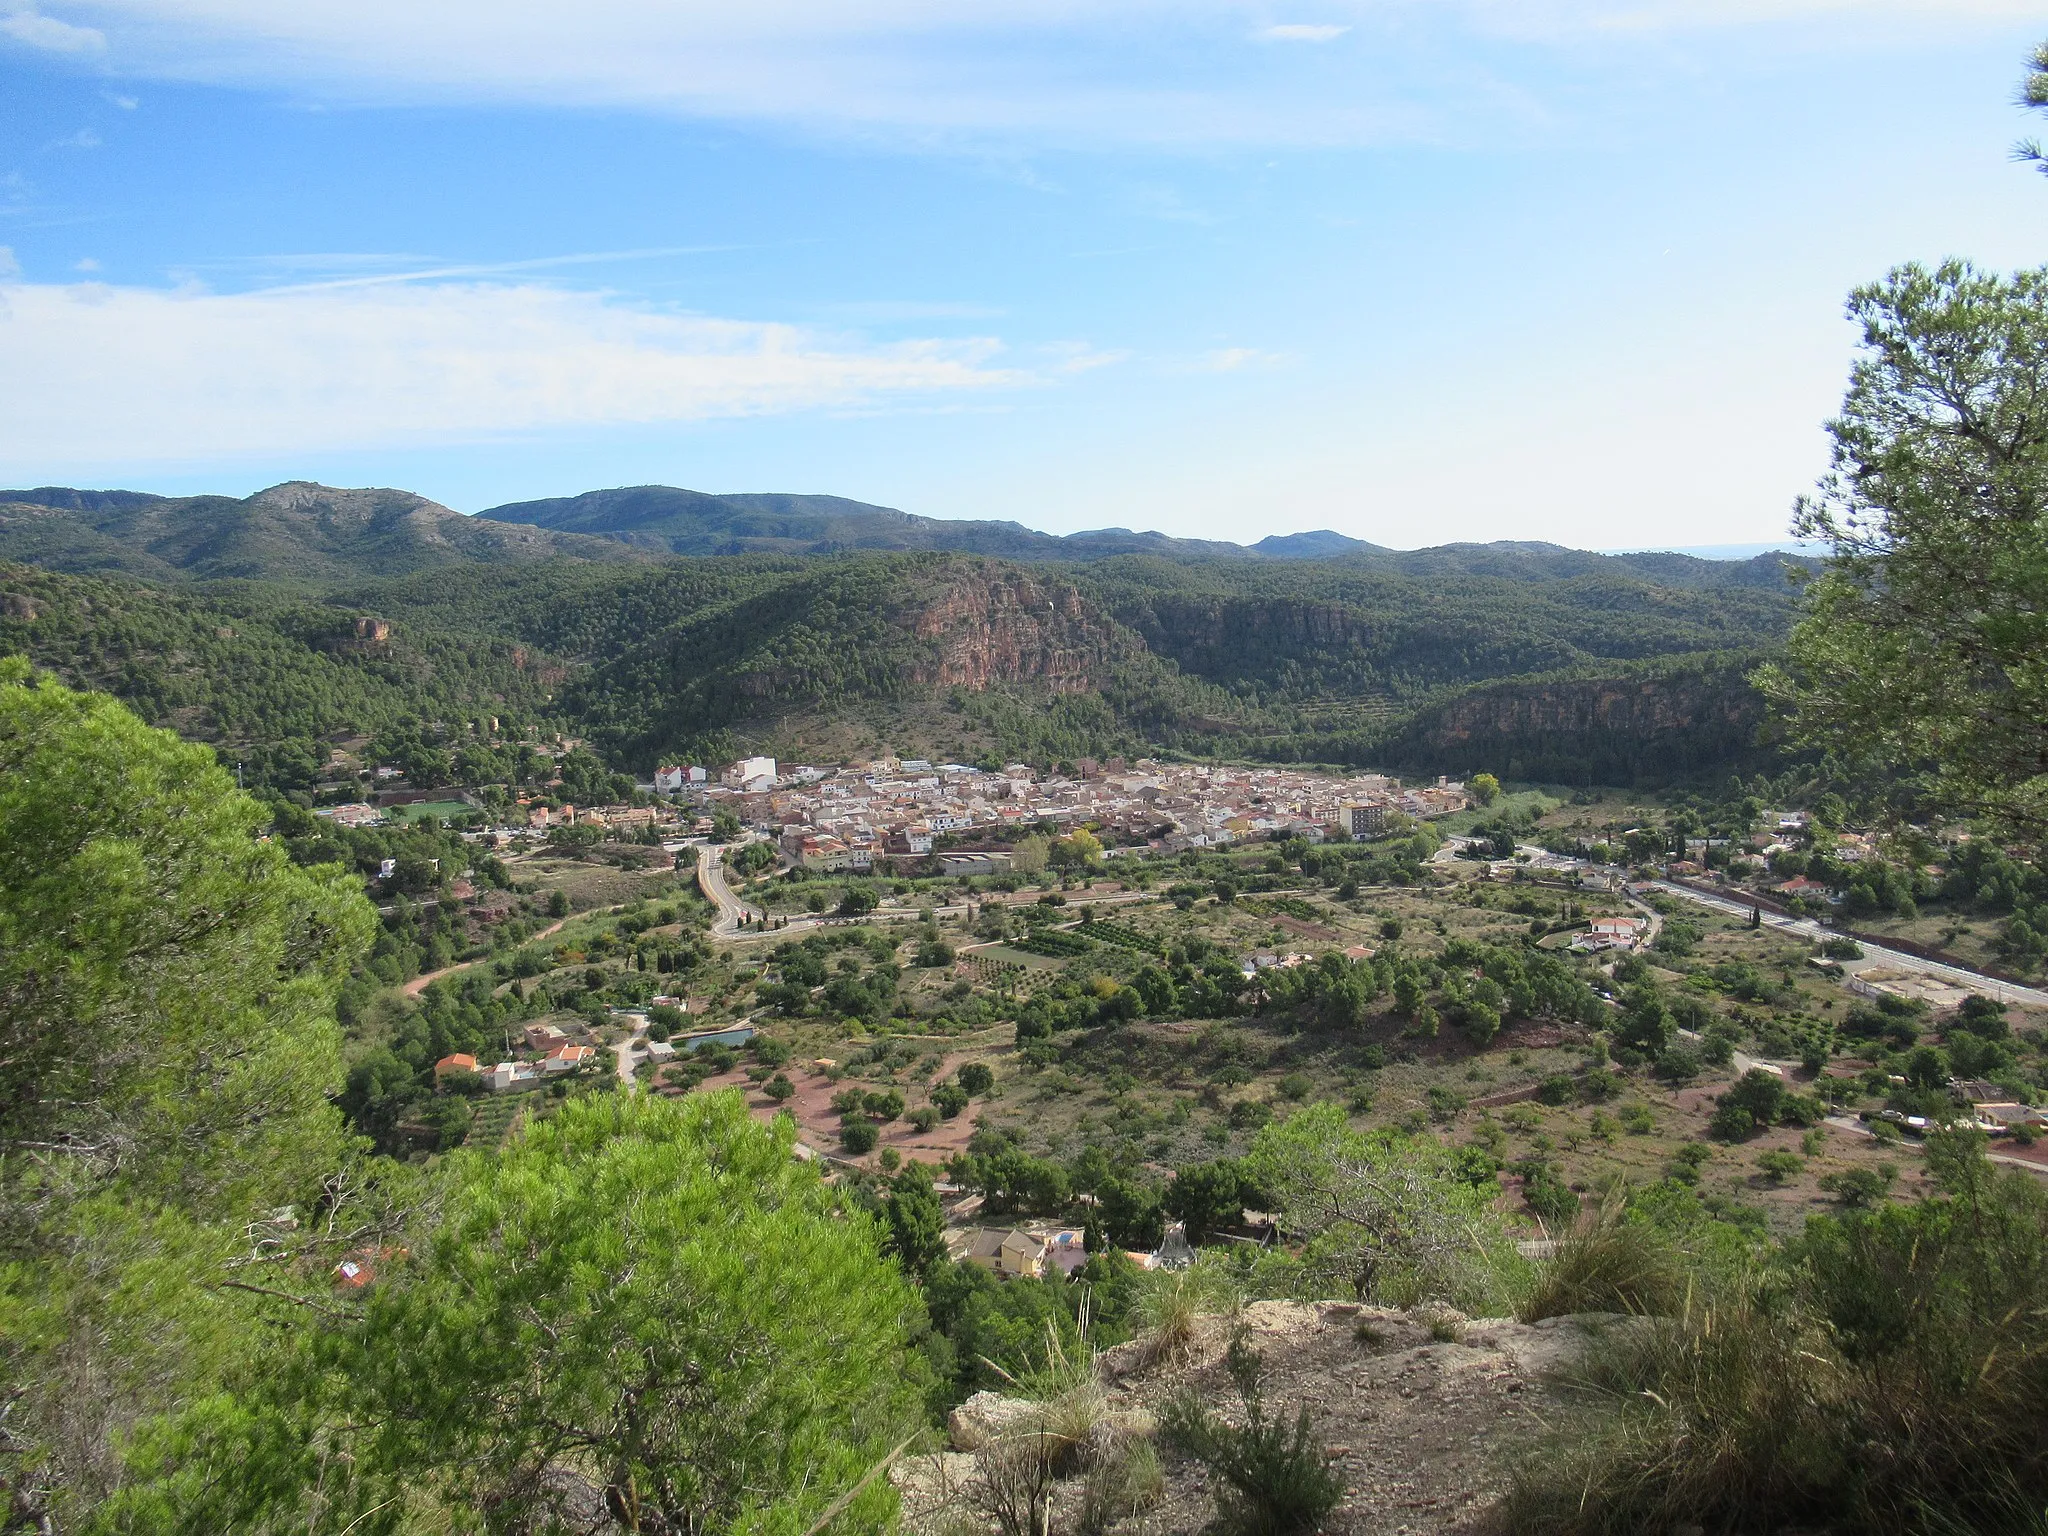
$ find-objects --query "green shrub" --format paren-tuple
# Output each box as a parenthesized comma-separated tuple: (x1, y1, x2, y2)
(840, 1119, 878, 1155)
(1655, 1042, 1702, 1083)
(1425, 1085, 1466, 1122)
(1504, 1133, 2048, 1535)
(861, 1088, 905, 1122)
(1665, 1141, 1711, 1185)
(1229, 1098, 1273, 1132)
(1756, 1149, 1803, 1184)
(1711, 1070, 1788, 1141)
(1519, 1196, 1686, 1322)
(1160, 1334, 1345, 1536)
(1817, 1163, 1895, 1207)
(1536, 1073, 1576, 1106)
(1519, 1162, 1581, 1229)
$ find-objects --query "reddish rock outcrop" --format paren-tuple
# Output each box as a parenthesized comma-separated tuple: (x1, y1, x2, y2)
(903, 566, 1129, 693)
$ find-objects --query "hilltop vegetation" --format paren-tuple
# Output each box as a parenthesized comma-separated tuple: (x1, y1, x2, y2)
(0, 481, 651, 583)
(0, 526, 1796, 791)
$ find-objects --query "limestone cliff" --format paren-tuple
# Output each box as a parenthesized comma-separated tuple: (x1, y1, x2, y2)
(1381, 663, 1770, 785)
(904, 565, 1134, 693)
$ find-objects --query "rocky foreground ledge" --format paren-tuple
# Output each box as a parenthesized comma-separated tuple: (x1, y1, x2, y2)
(898, 1300, 1622, 1536)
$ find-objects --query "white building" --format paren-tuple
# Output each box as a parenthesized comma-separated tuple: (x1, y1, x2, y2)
(725, 756, 777, 789)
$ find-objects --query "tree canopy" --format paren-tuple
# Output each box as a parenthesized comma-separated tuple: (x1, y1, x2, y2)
(107, 1093, 926, 1536)
(1765, 260, 2048, 839)
(0, 658, 379, 1526)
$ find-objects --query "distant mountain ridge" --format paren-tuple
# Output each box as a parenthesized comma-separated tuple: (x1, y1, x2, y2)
(474, 484, 1266, 561)
(0, 479, 1808, 591)
(0, 481, 654, 582)
(482, 484, 1799, 587)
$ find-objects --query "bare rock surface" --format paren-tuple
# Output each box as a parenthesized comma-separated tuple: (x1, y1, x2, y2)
(901, 1300, 1620, 1536)
(949, 1389, 1044, 1451)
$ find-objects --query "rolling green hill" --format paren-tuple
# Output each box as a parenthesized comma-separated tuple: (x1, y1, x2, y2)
(0, 563, 561, 786)
(0, 482, 654, 583)
(0, 479, 1804, 788)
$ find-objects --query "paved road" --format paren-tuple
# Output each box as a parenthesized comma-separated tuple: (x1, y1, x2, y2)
(1647, 880, 2048, 1008)
(1823, 1112, 2047, 1178)
(693, 843, 763, 937)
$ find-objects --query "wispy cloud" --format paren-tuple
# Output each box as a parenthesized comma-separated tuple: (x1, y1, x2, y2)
(46, 128, 102, 150)
(1038, 340, 1130, 374)
(1194, 347, 1284, 372)
(0, 6, 103, 52)
(1259, 24, 1349, 42)
(20, 0, 2020, 148)
(72, 255, 98, 270)
(816, 299, 1008, 322)
(0, 275, 1035, 473)
(248, 244, 760, 294)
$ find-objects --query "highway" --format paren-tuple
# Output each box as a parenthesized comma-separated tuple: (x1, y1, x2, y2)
(1647, 879, 2048, 1009)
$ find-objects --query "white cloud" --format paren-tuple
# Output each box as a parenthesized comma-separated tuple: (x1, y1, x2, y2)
(0, 276, 1028, 472)
(34, 0, 2024, 146)
(105, 91, 138, 107)
(1259, 24, 1349, 41)
(1470, 0, 2038, 34)
(1192, 346, 1284, 371)
(0, 247, 19, 279)
(47, 128, 102, 149)
(0, 7, 103, 51)
(72, 256, 99, 270)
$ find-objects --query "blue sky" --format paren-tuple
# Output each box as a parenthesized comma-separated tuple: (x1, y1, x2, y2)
(2, 2, 2045, 549)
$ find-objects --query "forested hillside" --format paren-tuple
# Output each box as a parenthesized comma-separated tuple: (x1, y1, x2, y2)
(0, 481, 653, 582)
(0, 563, 561, 786)
(0, 532, 1796, 787)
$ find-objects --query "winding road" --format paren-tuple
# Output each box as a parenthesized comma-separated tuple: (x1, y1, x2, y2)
(690, 841, 764, 937)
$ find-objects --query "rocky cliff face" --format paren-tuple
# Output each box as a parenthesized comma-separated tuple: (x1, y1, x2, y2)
(1384, 666, 1769, 785)
(903, 565, 1133, 693)
(1113, 595, 1381, 682)
(1412, 674, 1762, 747)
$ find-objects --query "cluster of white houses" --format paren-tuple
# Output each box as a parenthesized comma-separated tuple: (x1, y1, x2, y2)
(320, 751, 1473, 872)
(648, 756, 1470, 870)
(432, 1020, 600, 1095)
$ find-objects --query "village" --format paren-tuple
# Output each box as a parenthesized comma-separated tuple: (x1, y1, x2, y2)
(311, 735, 2048, 1305)
(317, 750, 1474, 868)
